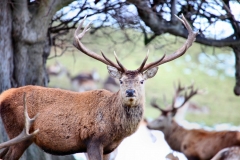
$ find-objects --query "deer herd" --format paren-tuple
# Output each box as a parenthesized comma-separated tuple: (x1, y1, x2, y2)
(0, 15, 239, 160)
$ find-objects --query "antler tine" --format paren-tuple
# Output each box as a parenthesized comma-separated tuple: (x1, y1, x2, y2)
(141, 14, 198, 72)
(151, 99, 161, 110)
(182, 85, 199, 105)
(141, 54, 166, 71)
(171, 82, 185, 109)
(174, 83, 199, 110)
(137, 50, 150, 72)
(114, 51, 127, 72)
(101, 51, 124, 72)
(0, 93, 39, 149)
(151, 99, 169, 115)
(73, 17, 124, 71)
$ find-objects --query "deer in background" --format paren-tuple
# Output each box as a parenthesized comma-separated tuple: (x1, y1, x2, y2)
(103, 75, 119, 92)
(211, 146, 240, 160)
(0, 15, 197, 160)
(47, 61, 99, 92)
(47, 61, 71, 78)
(147, 84, 240, 160)
(167, 89, 208, 123)
(71, 69, 100, 92)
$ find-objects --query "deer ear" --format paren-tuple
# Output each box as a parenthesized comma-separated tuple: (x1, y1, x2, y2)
(143, 67, 158, 80)
(107, 65, 122, 79)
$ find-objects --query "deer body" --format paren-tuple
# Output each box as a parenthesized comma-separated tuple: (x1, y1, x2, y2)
(0, 15, 197, 160)
(0, 81, 144, 158)
(147, 84, 240, 160)
(159, 120, 240, 160)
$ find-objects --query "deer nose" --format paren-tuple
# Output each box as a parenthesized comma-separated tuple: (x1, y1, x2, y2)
(126, 89, 135, 97)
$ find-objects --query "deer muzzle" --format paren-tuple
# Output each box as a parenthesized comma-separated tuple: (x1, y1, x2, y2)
(126, 89, 136, 97)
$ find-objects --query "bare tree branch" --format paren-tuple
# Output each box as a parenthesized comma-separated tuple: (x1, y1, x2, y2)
(127, 0, 240, 47)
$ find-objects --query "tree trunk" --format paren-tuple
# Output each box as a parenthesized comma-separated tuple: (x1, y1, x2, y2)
(12, 39, 50, 86)
(0, 0, 75, 159)
(0, 0, 14, 92)
(0, 0, 15, 153)
(233, 46, 240, 96)
(11, 0, 51, 87)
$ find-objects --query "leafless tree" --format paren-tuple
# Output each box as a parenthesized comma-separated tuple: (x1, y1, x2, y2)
(0, 0, 239, 159)
(50, 0, 240, 95)
(126, 0, 240, 95)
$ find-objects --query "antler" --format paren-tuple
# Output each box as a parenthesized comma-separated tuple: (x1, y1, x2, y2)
(0, 93, 39, 149)
(73, 16, 126, 72)
(170, 82, 199, 113)
(151, 99, 172, 115)
(74, 15, 197, 73)
(151, 82, 200, 115)
(171, 82, 186, 108)
(140, 14, 198, 72)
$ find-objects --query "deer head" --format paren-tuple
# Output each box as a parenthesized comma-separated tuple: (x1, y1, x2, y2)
(73, 15, 198, 107)
(106, 61, 159, 107)
(147, 83, 199, 132)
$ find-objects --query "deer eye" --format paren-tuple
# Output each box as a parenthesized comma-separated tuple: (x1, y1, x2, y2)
(140, 80, 144, 84)
(119, 80, 123, 84)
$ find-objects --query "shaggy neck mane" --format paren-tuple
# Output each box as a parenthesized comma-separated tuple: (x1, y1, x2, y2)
(121, 104, 143, 136)
(123, 105, 143, 119)
(110, 91, 144, 137)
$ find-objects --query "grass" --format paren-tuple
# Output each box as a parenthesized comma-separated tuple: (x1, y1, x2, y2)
(47, 28, 239, 126)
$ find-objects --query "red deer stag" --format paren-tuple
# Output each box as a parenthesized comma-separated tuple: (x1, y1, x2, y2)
(0, 15, 197, 160)
(147, 84, 240, 160)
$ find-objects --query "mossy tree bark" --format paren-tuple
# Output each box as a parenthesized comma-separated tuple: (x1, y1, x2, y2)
(0, 0, 75, 159)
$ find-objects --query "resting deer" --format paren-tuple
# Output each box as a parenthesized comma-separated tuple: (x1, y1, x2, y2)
(71, 69, 99, 92)
(147, 84, 240, 160)
(47, 61, 71, 78)
(211, 146, 240, 160)
(0, 15, 197, 160)
(103, 75, 119, 92)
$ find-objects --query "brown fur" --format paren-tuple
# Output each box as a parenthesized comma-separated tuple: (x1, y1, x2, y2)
(0, 85, 144, 160)
(148, 119, 240, 160)
(0, 58, 160, 160)
(125, 70, 139, 78)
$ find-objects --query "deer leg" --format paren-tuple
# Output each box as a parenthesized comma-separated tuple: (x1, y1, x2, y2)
(87, 143, 103, 160)
(1, 140, 33, 160)
(103, 153, 110, 160)
(0, 147, 9, 158)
